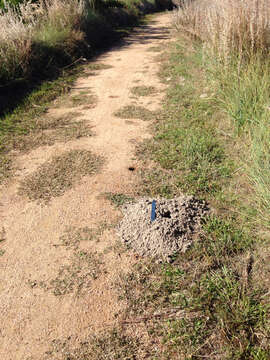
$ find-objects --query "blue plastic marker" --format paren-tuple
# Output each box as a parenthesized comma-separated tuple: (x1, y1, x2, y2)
(151, 200, 156, 222)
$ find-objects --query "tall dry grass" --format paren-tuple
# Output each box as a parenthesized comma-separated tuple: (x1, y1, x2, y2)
(173, 0, 270, 60)
(0, 0, 88, 83)
(173, 0, 270, 228)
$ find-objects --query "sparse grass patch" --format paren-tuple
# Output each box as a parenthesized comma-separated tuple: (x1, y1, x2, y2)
(70, 93, 98, 107)
(0, 155, 12, 184)
(114, 105, 156, 121)
(34, 250, 104, 296)
(130, 85, 157, 97)
(87, 63, 113, 71)
(103, 192, 135, 207)
(58, 222, 113, 249)
(147, 45, 162, 52)
(19, 149, 102, 201)
(58, 226, 99, 250)
(49, 250, 103, 296)
(44, 329, 144, 360)
(5, 117, 93, 153)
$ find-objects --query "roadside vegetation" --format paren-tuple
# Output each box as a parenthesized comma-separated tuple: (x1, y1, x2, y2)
(0, 0, 171, 87)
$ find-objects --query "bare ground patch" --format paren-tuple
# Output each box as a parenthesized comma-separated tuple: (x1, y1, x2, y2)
(19, 149, 103, 201)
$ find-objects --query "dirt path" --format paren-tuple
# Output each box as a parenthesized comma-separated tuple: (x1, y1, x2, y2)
(0, 13, 171, 359)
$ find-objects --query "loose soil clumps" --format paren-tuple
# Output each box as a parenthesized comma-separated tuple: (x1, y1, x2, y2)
(118, 196, 210, 262)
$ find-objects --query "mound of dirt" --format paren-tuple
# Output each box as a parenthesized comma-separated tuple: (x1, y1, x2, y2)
(118, 196, 210, 262)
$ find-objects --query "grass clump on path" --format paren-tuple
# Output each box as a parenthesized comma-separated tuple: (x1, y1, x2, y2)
(130, 85, 157, 97)
(5, 115, 93, 153)
(103, 192, 135, 207)
(86, 63, 113, 71)
(19, 149, 102, 201)
(114, 105, 155, 121)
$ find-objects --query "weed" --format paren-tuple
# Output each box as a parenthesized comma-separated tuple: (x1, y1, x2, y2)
(130, 85, 157, 97)
(19, 149, 102, 201)
(0, 250, 5, 256)
(114, 105, 156, 121)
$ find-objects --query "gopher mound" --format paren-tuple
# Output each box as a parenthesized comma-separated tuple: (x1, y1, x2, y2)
(118, 196, 210, 262)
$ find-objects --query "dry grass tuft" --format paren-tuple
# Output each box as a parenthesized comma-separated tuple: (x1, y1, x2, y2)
(0, 155, 12, 184)
(173, 0, 270, 60)
(70, 93, 98, 107)
(44, 329, 144, 360)
(35, 112, 82, 130)
(87, 63, 113, 71)
(5, 113, 93, 153)
(19, 149, 102, 201)
(114, 105, 155, 121)
(146, 46, 162, 52)
(130, 85, 157, 97)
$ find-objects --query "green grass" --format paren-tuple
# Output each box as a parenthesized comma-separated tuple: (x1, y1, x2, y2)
(206, 55, 270, 229)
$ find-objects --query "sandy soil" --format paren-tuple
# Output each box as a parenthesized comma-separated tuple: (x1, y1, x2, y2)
(0, 13, 171, 359)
